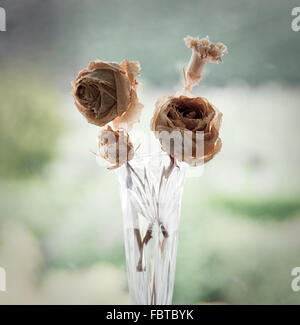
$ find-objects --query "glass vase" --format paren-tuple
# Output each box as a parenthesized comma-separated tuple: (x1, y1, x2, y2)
(116, 154, 186, 305)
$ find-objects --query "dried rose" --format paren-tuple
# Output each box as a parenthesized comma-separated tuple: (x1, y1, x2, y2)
(151, 95, 222, 165)
(72, 60, 143, 130)
(98, 125, 134, 169)
(184, 36, 227, 91)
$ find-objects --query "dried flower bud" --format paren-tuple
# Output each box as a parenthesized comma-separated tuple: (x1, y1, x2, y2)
(72, 60, 143, 130)
(98, 125, 134, 169)
(184, 36, 227, 91)
(151, 95, 222, 165)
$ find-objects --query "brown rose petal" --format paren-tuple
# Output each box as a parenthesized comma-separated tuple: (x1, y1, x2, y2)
(120, 59, 140, 85)
(72, 60, 143, 130)
(113, 89, 144, 131)
(113, 60, 144, 130)
(151, 95, 222, 166)
(98, 125, 134, 169)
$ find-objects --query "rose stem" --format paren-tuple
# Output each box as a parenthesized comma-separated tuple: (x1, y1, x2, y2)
(131, 157, 175, 271)
(134, 229, 143, 254)
(159, 222, 169, 238)
(184, 47, 207, 92)
(136, 225, 153, 272)
(151, 271, 157, 304)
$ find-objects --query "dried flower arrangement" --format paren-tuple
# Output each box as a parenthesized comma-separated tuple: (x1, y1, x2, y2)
(72, 36, 227, 168)
(71, 35, 227, 304)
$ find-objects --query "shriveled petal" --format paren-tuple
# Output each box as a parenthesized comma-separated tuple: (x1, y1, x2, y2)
(183, 35, 227, 91)
(151, 95, 222, 166)
(121, 59, 141, 86)
(98, 125, 134, 169)
(113, 89, 144, 131)
(184, 36, 228, 62)
(72, 60, 142, 128)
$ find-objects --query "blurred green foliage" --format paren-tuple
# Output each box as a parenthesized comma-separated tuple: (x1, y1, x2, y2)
(212, 196, 300, 221)
(0, 68, 63, 179)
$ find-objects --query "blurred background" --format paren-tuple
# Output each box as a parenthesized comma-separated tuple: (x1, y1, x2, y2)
(0, 0, 300, 304)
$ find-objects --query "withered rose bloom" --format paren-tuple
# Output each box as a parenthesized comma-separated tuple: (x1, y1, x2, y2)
(98, 126, 134, 169)
(184, 36, 227, 91)
(151, 95, 222, 165)
(72, 60, 143, 130)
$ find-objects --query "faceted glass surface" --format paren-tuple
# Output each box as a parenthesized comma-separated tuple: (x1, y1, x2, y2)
(117, 154, 186, 305)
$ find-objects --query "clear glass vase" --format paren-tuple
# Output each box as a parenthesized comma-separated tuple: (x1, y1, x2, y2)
(116, 154, 186, 305)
